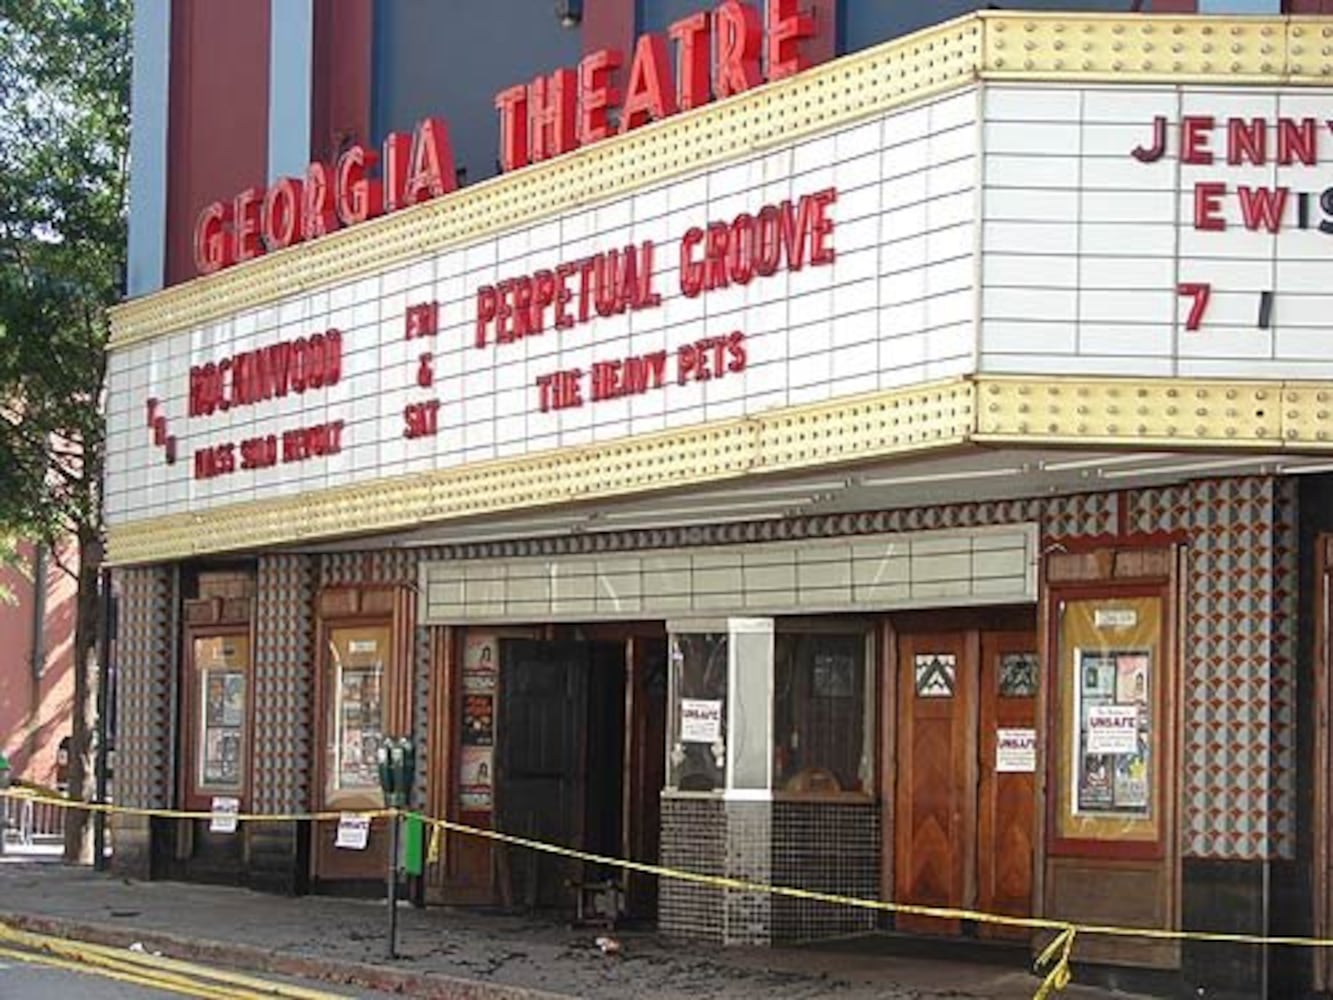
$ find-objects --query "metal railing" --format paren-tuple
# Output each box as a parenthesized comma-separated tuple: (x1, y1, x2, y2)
(1, 794, 66, 845)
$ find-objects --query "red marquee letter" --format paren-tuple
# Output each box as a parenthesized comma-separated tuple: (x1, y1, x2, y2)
(578, 48, 623, 145)
(766, 0, 815, 81)
(381, 131, 412, 211)
(622, 34, 677, 132)
(304, 162, 338, 240)
(335, 145, 383, 225)
(406, 117, 458, 204)
(1181, 115, 1215, 165)
(530, 68, 578, 161)
(668, 11, 712, 112)
(232, 186, 264, 262)
(495, 83, 530, 172)
(1193, 181, 1226, 231)
(262, 177, 304, 250)
(193, 201, 234, 275)
(714, 0, 762, 99)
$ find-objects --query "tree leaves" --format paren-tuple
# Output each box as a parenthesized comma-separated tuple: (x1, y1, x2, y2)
(0, 0, 129, 552)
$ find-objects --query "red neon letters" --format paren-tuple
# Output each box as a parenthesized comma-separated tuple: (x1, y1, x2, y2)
(193, 119, 457, 275)
(193, 2, 828, 276)
(495, 0, 823, 172)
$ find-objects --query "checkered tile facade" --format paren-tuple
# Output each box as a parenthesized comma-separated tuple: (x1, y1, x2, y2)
(109, 457, 1299, 922)
(660, 796, 726, 942)
(413, 625, 431, 807)
(252, 554, 317, 814)
(771, 802, 879, 941)
(113, 566, 173, 809)
(1126, 478, 1297, 860)
(319, 550, 428, 588)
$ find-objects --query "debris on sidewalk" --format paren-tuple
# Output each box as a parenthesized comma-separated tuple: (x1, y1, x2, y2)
(0, 862, 1151, 1000)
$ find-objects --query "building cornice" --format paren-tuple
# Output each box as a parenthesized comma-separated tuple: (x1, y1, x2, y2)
(108, 11, 1331, 349)
(105, 375, 1333, 565)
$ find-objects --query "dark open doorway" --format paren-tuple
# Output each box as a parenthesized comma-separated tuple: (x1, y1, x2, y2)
(496, 638, 641, 913)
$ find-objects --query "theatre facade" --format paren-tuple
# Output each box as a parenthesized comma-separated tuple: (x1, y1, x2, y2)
(105, 11, 1333, 998)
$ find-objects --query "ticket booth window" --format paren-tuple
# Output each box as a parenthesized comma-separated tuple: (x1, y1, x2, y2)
(666, 627, 728, 792)
(665, 618, 773, 793)
(773, 630, 872, 795)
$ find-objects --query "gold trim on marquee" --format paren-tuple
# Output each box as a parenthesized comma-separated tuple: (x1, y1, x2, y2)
(108, 11, 1330, 347)
(106, 376, 1333, 565)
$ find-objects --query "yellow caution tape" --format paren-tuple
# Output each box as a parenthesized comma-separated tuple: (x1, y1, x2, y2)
(12, 787, 1333, 999)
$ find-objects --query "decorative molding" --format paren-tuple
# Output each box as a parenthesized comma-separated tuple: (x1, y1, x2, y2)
(105, 376, 1333, 565)
(108, 11, 1326, 349)
(105, 378, 974, 564)
(973, 377, 1333, 450)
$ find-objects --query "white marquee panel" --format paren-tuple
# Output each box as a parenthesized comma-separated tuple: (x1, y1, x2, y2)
(981, 83, 1333, 380)
(105, 87, 980, 526)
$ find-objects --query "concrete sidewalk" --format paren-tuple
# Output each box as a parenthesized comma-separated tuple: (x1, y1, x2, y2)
(0, 862, 1151, 1000)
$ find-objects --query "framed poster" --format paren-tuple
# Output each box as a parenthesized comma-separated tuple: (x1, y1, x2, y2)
(1075, 650, 1151, 815)
(195, 635, 250, 791)
(459, 745, 493, 811)
(1053, 593, 1166, 852)
(326, 625, 390, 799)
(462, 634, 498, 693)
(462, 694, 494, 746)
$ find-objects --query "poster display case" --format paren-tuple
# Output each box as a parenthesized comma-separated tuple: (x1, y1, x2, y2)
(1052, 593, 1166, 852)
(194, 634, 250, 793)
(325, 625, 390, 803)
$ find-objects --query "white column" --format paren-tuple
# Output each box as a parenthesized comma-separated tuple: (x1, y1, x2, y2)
(126, 0, 171, 297)
(267, 0, 314, 182)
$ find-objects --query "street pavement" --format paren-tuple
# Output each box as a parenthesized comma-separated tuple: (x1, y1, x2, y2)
(0, 955, 177, 998)
(0, 860, 1153, 999)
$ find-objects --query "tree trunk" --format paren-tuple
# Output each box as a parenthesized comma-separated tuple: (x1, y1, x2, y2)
(63, 529, 103, 864)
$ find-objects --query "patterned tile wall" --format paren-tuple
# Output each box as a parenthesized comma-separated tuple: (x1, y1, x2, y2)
(322, 477, 1291, 865)
(113, 566, 173, 809)
(660, 796, 726, 943)
(252, 554, 317, 814)
(724, 802, 773, 946)
(319, 550, 430, 588)
(771, 802, 879, 941)
(1126, 477, 1297, 860)
(1270, 480, 1298, 860)
(413, 625, 431, 808)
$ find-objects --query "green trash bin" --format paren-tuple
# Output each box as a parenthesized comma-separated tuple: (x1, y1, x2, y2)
(401, 813, 425, 877)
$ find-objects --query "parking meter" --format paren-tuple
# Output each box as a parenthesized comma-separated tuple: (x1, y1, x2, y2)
(375, 736, 416, 959)
(376, 738, 415, 808)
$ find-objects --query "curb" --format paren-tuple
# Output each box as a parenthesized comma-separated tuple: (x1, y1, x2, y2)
(0, 910, 575, 1000)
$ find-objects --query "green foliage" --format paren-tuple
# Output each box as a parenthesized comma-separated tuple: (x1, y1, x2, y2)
(0, 533, 17, 604)
(0, 0, 130, 549)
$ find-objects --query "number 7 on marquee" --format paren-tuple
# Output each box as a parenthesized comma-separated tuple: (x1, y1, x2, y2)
(1177, 282, 1211, 332)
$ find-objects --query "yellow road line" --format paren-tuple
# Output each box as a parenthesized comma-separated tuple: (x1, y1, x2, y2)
(0, 924, 352, 1000)
(0, 942, 248, 999)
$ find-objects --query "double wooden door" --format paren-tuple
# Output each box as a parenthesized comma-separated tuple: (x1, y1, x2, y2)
(894, 627, 1039, 936)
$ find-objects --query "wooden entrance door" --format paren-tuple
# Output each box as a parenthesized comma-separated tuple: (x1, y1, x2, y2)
(978, 631, 1040, 938)
(895, 631, 974, 934)
(624, 636, 667, 919)
(496, 639, 588, 909)
(894, 626, 1039, 937)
